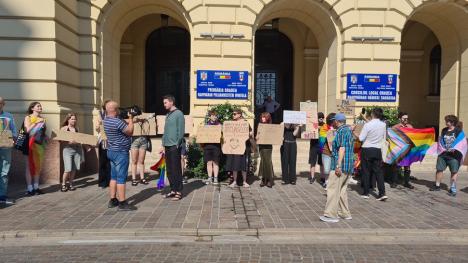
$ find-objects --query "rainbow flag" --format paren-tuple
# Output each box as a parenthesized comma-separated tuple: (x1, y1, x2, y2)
(398, 127, 435, 166)
(151, 153, 166, 189)
(427, 129, 467, 161)
(318, 124, 330, 152)
(383, 128, 411, 165)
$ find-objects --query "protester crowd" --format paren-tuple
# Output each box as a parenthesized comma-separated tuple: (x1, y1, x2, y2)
(0, 95, 466, 222)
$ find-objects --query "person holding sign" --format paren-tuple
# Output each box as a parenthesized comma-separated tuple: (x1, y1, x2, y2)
(309, 112, 325, 184)
(226, 109, 251, 188)
(203, 110, 221, 185)
(280, 123, 300, 185)
(22, 102, 47, 196)
(256, 113, 274, 188)
(0, 97, 17, 204)
(60, 113, 85, 192)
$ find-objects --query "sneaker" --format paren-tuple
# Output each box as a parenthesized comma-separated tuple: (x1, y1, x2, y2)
(376, 195, 388, 201)
(108, 198, 119, 208)
(27, 190, 35, 196)
(340, 215, 352, 220)
(205, 177, 212, 185)
(309, 177, 315, 184)
(34, 189, 44, 195)
(290, 181, 296, 185)
(429, 185, 441, 191)
(213, 178, 219, 185)
(390, 183, 397, 188)
(229, 182, 238, 188)
(360, 194, 370, 199)
(348, 177, 358, 185)
(0, 198, 15, 205)
(118, 200, 136, 211)
(403, 183, 414, 189)
(319, 216, 339, 223)
(448, 191, 457, 197)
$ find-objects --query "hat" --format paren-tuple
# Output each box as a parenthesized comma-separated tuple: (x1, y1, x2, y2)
(334, 113, 346, 122)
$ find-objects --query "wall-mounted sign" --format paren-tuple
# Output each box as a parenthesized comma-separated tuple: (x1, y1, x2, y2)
(197, 70, 248, 99)
(346, 73, 397, 102)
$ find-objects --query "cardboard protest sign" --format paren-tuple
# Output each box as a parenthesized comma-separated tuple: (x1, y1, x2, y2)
(196, 125, 222, 144)
(156, 115, 193, 135)
(0, 130, 14, 148)
(256, 123, 284, 145)
(336, 99, 356, 116)
(93, 115, 107, 140)
(222, 121, 250, 155)
(283, 110, 307, 124)
(133, 113, 156, 136)
(52, 130, 98, 146)
(300, 101, 318, 139)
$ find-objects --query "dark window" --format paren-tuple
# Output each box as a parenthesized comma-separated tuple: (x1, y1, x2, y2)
(146, 26, 190, 115)
(429, 45, 441, 96)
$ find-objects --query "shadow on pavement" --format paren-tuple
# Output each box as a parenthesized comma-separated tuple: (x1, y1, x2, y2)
(411, 178, 448, 191)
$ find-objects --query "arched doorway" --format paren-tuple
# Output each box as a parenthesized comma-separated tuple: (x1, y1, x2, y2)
(255, 29, 293, 122)
(145, 26, 190, 115)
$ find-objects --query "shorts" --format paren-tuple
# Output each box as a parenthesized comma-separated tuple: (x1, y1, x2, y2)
(107, 150, 129, 184)
(436, 155, 460, 173)
(131, 137, 148, 150)
(321, 154, 332, 174)
(63, 146, 82, 172)
(309, 140, 322, 165)
(180, 142, 187, 156)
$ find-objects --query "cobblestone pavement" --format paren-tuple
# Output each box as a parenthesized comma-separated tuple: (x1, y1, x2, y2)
(1, 243, 468, 263)
(1, 171, 468, 232)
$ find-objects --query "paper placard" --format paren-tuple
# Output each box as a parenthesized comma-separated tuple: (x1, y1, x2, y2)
(336, 99, 356, 116)
(300, 101, 319, 139)
(52, 130, 98, 146)
(222, 121, 250, 155)
(196, 125, 222, 144)
(133, 113, 156, 136)
(283, 110, 307, 124)
(0, 130, 14, 148)
(256, 123, 284, 145)
(156, 115, 193, 135)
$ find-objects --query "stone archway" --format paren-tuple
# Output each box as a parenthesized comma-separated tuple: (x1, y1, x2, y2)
(253, 0, 342, 113)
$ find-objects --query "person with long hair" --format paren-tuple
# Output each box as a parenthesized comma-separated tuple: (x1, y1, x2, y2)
(257, 112, 274, 188)
(390, 112, 414, 189)
(227, 109, 251, 188)
(130, 123, 150, 186)
(430, 115, 466, 196)
(281, 123, 300, 185)
(60, 113, 83, 192)
(203, 110, 222, 185)
(23, 101, 47, 195)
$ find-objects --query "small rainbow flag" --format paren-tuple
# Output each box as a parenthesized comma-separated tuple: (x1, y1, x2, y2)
(318, 124, 330, 152)
(150, 153, 166, 189)
(397, 127, 435, 166)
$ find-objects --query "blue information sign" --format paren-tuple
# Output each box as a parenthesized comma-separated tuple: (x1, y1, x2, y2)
(197, 70, 248, 99)
(346, 73, 397, 102)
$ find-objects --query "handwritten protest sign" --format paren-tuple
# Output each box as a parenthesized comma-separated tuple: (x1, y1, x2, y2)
(196, 125, 222, 144)
(300, 101, 318, 139)
(156, 115, 193, 135)
(52, 130, 98, 146)
(336, 99, 356, 116)
(133, 113, 156, 136)
(222, 121, 250, 155)
(283, 111, 307, 124)
(0, 130, 13, 148)
(256, 123, 284, 145)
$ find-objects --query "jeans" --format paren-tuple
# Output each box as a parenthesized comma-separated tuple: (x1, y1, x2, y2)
(165, 145, 183, 192)
(0, 148, 12, 198)
(321, 154, 332, 175)
(281, 142, 297, 183)
(107, 150, 129, 185)
(361, 147, 385, 196)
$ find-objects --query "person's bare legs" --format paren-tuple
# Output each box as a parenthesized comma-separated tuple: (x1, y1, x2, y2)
(213, 162, 219, 178)
(69, 171, 76, 187)
(138, 148, 146, 181)
(207, 161, 213, 178)
(130, 149, 139, 181)
(109, 179, 117, 199)
(62, 172, 69, 186)
(310, 166, 315, 181)
(242, 171, 249, 187)
(450, 172, 459, 195)
(25, 160, 32, 192)
(229, 171, 238, 187)
(435, 171, 444, 186)
(116, 184, 126, 201)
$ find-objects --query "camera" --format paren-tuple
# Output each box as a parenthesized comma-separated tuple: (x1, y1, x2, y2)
(119, 105, 142, 119)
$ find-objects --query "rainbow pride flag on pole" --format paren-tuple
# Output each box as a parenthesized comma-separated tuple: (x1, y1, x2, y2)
(318, 124, 330, 152)
(397, 127, 435, 166)
(150, 153, 166, 189)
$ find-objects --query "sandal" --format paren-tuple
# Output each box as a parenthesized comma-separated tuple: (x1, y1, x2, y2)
(171, 193, 182, 201)
(131, 180, 139, 186)
(140, 178, 149, 185)
(60, 184, 68, 192)
(68, 185, 76, 191)
(165, 192, 176, 198)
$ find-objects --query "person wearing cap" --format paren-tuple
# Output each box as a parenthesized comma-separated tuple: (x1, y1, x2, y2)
(319, 113, 354, 223)
(359, 107, 387, 201)
(309, 112, 325, 184)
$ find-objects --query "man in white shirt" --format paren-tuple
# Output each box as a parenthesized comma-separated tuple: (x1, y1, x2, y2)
(359, 108, 387, 201)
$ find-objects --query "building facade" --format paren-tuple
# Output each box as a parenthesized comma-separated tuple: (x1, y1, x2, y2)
(1, 0, 468, 134)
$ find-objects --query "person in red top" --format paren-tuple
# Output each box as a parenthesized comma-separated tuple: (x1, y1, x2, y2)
(390, 112, 414, 189)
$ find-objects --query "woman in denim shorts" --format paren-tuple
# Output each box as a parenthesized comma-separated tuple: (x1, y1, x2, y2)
(60, 113, 83, 192)
(130, 136, 149, 186)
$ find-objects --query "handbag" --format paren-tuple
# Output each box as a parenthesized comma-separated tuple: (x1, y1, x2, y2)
(14, 123, 29, 154)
